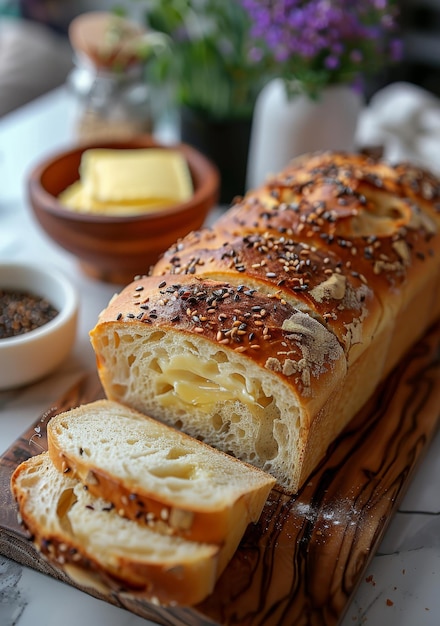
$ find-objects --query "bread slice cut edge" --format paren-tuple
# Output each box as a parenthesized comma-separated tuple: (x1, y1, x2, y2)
(47, 399, 276, 544)
(10, 452, 222, 606)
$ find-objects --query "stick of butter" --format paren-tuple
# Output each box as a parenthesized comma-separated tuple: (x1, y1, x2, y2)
(81, 148, 193, 203)
(59, 148, 194, 215)
(59, 181, 177, 215)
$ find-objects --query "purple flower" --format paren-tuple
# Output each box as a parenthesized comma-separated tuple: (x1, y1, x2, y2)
(350, 49, 363, 64)
(240, 0, 401, 93)
(389, 37, 404, 62)
(325, 55, 340, 70)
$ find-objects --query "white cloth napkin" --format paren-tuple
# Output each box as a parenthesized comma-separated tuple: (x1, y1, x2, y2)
(356, 81, 440, 174)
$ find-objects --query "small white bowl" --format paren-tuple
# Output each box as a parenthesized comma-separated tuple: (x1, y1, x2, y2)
(0, 262, 79, 390)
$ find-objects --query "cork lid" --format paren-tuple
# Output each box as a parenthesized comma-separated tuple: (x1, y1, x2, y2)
(68, 11, 147, 69)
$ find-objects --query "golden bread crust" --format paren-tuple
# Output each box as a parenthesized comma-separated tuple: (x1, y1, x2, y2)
(90, 151, 440, 493)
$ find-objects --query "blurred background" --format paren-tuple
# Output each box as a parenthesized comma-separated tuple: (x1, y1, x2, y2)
(394, 0, 440, 97)
(1, 0, 439, 117)
(2, 0, 440, 202)
(0, 0, 137, 116)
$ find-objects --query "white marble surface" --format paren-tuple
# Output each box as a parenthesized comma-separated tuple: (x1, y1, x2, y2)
(0, 85, 439, 626)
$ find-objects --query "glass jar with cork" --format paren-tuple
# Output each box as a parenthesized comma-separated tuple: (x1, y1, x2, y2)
(67, 11, 153, 142)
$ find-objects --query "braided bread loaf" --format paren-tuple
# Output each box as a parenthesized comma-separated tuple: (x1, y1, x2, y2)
(90, 151, 440, 493)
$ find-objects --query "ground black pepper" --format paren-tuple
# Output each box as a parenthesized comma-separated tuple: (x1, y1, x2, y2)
(0, 289, 59, 339)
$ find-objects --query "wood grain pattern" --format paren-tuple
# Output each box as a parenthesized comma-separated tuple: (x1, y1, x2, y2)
(1, 321, 440, 626)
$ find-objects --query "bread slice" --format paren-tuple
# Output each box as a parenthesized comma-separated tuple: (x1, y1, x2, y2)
(47, 399, 275, 545)
(11, 452, 220, 606)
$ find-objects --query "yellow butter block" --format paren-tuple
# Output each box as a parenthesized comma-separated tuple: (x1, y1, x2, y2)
(80, 148, 193, 203)
(59, 181, 176, 216)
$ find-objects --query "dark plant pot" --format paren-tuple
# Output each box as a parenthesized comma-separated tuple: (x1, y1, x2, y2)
(180, 107, 252, 206)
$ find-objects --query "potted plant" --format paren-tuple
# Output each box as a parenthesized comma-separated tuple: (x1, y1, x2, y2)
(240, 0, 402, 188)
(135, 0, 275, 203)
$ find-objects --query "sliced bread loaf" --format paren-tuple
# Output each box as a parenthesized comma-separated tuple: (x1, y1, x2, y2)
(11, 452, 220, 606)
(47, 399, 276, 544)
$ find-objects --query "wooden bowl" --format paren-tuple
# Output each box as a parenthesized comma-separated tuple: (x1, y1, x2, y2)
(27, 137, 220, 284)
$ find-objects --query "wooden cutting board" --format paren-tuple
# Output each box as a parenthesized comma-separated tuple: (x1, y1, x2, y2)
(1, 321, 440, 626)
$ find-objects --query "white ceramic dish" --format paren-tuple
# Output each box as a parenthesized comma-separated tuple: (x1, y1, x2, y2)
(0, 262, 78, 390)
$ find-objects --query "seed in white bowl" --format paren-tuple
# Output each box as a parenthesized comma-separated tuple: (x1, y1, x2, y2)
(0, 289, 58, 339)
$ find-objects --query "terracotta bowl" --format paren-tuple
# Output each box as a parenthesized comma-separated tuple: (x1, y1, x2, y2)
(27, 136, 220, 284)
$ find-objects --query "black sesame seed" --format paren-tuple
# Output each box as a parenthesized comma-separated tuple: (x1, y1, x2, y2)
(0, 289, 59, 338)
